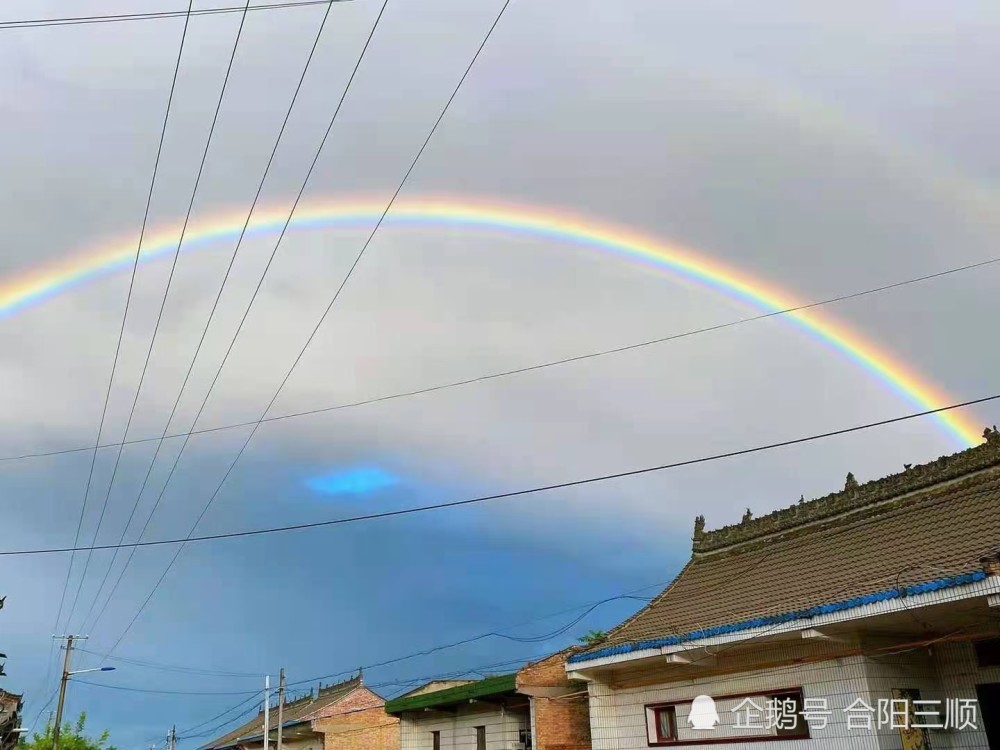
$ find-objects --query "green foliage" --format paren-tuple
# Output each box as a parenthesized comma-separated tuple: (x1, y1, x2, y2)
(18, 713, 114, 750)
(577, 629, 607, 645)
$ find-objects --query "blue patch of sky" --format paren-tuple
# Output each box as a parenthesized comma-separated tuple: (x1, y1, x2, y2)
(305, 465, 400, 497)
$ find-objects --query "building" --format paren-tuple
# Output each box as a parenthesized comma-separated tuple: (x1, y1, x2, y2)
(385, 650, 591, 750)
(0, 689, 24, 750)
(566, 428, 1000, 750)
(202, 674, 399, 750)
(517, 649, 592, 750)
(386, 673, 532, 750)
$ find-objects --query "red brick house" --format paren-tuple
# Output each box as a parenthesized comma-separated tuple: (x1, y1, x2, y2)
(202, 674, 398, 750)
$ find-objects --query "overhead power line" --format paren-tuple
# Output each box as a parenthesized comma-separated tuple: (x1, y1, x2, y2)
(2, 393, 996, 560)
(78, 0, 339, 639)
(87, 0, 396, 654)
(49, 0, 195, 661)
(3, 250, 998, 466)
(65, 0, 255, 636)
(94, 0, 513, 658)
(0, 1, 349, 30)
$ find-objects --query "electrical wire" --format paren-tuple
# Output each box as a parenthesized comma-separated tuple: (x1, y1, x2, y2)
(24, 686, 58, 737)
(79, 0, 339, 639)
(72, 581, 664, 706)
(176, 693, 265, 737)
(176, 656, 539, 743)
(88, 0, 396, 656)
(0, 1, 348, 30)
(49, 0, 195, 659)
(88, 0, 509, 658)
(74, 648, 263, 678)
(64, 0, 254, 637)
(3, 250, 998, 466)
(1, 392, 994, 560)
(67, 680, 261, 696)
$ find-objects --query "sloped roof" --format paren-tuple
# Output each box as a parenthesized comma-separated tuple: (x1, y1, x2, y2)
(202, 675, 363, 749)
(384, 674, 517, 714)
(395, 680, 475, 699)
(573, 429, 1000, 662)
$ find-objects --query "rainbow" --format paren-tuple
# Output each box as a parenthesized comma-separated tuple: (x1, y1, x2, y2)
(0, 196, 981, 448)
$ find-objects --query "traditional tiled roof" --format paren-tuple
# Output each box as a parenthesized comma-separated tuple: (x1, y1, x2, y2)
(384, 674, 517, 714)
(202, 675, 363, 750)
(572, 428, 1000, 663)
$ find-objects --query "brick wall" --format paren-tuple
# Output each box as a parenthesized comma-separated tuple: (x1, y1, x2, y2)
(314, 687, 400, 750)
(517, 650, 591, 750)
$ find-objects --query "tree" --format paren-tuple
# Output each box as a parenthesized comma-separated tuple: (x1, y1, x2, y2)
(18, 713, 115, 750)
(577, 630, 607, 645)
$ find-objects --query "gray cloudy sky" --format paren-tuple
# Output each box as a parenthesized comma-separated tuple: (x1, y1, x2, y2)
(1, 0, 998, 746)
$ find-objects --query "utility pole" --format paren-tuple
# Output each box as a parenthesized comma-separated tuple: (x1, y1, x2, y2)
(52, 635, 85, 750)
(168, 725, 176, 750)
(262, 676, 270, 750)
(276, 669, 285, 750)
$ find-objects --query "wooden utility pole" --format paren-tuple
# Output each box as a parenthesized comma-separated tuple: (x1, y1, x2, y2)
(276, 669, 285, 750)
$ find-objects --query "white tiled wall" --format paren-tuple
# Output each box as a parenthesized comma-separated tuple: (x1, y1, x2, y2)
(400, 707, 528, 750)
(932, 641, 1000, 750)
(586, 642, 1000, 750)
(860, 650, 948, 750)
(588, 656, 877, 750)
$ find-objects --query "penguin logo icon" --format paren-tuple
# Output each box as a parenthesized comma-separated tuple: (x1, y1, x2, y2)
(689, 695, 720, 730)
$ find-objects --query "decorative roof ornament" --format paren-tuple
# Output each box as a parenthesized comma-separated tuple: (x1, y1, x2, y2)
(798, 495, 805, 504)
(741, 508, 753, 524)
(693, 515, 706, 539)
(693, 439, 1000, 555)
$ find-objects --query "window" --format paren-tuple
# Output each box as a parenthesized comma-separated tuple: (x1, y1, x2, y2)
(769, 691, 807, 737)
(652, 706, 678, 743)
(974, 638, 1000, 668)
(645, 687, 809, 746)
(475, 726, 486, 750)
(431, 731, 440, 750)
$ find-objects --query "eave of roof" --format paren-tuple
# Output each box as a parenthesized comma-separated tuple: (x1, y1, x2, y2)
(229, 720, 314, 745)
(384, 674, 517, 714)
(568, 569, 987, 664)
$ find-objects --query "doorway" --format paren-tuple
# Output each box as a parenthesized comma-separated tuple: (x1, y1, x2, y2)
(977, 683, 1000, 750)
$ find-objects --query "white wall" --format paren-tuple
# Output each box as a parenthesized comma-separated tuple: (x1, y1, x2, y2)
(586, 640, 1000, 750)
(399, 706, 528, 750)
(932, 641, 1000, 750)
(860, 650, 949, 750)
(588, 656, 877, 750)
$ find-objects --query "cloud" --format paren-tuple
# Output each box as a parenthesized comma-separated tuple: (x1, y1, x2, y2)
(1, 0, 999, 744)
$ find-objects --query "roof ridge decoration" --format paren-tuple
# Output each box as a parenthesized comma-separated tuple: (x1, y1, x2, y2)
(692, 426, 1000, 555)
(318, 672, 362, 697)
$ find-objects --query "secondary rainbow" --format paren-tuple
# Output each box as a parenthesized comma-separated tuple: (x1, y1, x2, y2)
(0, 196, 981, 448)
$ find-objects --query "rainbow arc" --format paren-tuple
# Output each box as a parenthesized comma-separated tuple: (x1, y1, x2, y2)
(0, 196, 980, 448)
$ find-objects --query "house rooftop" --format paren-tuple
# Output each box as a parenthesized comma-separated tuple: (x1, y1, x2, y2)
(394, 680, 476, 699)
(384, 674, 517, 715)
(572, 427, 1000, 662)
(202, 674, 363, 750)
